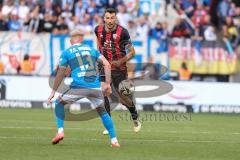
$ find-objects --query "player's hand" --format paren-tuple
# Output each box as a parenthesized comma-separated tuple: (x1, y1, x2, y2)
(47, 90, 55, 104)
(112, 60, 122, 67)
(101, 82, 112, 96)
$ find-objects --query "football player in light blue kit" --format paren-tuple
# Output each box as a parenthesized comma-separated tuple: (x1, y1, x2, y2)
(47, 29, 120, 147)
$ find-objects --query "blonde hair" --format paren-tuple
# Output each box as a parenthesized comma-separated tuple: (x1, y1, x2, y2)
(70, 29, 84, 44)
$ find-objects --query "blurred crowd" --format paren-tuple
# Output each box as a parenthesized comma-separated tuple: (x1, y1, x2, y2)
(0, 0, 239, 47)
(172, 0, 240, 50)
(0, 0, 142, 35)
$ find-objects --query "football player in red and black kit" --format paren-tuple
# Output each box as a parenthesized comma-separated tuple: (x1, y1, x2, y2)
(95, 8, 141, 134)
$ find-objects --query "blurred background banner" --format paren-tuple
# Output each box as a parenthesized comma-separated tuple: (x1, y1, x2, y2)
(169, 39, 240, 74)
(0, 32, 51, 75)
(1, 32, 239, 76)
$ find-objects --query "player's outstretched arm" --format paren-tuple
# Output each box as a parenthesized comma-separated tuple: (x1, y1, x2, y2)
(48, 66, 67, 104)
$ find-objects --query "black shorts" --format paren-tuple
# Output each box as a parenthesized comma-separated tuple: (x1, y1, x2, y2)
(111, 70, 128, 90)
(100, 69, 127, 88)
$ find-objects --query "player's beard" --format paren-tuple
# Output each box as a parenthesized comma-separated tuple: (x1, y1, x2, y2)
(106, 23, 117, 32)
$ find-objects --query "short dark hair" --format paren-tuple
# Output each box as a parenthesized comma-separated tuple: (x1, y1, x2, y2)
(104, 8, 117, 16)
(181, 62, 188, 70)
(24, 54, 29, 60)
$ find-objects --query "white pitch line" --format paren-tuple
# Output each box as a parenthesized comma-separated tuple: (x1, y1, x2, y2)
(0, 126, 240, 136)
(0, 119, 55, 124)
(0, 136, 239, 144)
(173, 139, 240, 144)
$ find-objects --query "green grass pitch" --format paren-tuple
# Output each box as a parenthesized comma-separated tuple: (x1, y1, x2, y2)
(0, 108, 240, 160)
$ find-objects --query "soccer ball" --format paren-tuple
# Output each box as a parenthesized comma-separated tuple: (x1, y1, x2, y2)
(118, 80, 135, 96)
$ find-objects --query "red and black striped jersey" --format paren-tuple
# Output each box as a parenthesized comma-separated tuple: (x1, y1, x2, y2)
(94, 25, 132, 71)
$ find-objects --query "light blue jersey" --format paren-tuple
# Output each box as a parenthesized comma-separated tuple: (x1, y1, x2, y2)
(59, 44, 101, 88)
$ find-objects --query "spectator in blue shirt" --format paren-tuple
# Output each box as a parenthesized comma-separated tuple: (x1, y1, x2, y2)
(180, 0, 196, 18)
(149, 22, 169, 53)
(8, 14, 21, 31)
(217, 0, 231, 24)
